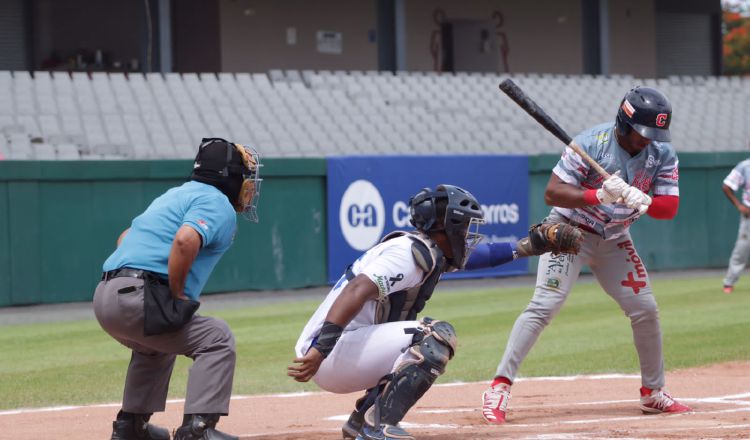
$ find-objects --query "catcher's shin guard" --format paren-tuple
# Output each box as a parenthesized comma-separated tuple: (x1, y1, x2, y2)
(173, 414, 238, 440)
(110, 411, 170, 440)
(343, 382, 390, 438)
(342, 392, 369, 439)
(377, 319, 457, 426)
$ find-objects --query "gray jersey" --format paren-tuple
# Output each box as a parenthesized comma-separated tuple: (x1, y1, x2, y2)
(552, 122, 680, 240)
(722, 158, 750, 288)
(723, 158, 750, 207)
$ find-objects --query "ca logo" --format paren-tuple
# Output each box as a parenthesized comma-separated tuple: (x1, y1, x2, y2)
(339, 180, 385, 251)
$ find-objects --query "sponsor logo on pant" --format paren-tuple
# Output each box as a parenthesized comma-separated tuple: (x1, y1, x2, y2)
(617, 240, 647, 294)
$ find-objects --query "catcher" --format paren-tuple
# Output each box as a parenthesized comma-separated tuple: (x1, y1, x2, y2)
(288, 184, 581, 440)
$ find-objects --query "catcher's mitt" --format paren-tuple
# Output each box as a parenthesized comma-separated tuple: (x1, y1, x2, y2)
(516, 223, 583, 257)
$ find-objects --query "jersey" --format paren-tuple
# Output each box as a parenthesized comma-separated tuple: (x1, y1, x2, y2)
(103, 181, 237, 301)
(551, 122, 679, 240)
(723, 158, 750, 207)
(294, 235, 426, 357)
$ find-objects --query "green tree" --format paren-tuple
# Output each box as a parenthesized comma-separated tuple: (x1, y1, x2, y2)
(723, 1, 750, 74)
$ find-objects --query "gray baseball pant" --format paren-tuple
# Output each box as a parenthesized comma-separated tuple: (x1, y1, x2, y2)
(495, 228, 665, 390)
(93, 276, 236, 415)
(723, 214, 750, 287)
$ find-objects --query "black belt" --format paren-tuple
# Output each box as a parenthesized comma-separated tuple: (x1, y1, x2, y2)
(102, 268, 166, 284)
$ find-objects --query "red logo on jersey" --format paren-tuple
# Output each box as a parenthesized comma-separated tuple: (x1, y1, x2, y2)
(631, 170, 652, 193)
(655, 113, 668, 127)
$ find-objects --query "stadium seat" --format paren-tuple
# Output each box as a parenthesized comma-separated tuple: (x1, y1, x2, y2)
(1, 69, 749, 159)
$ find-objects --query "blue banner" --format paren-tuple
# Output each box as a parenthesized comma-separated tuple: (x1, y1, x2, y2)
(326, 155, 529, 283)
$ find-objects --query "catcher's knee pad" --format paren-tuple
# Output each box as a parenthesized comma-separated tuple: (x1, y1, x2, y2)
(375, 319, 457, 426)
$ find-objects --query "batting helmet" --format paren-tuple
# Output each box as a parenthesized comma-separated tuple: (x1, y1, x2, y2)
(615, 86, 672, 142)
(191, 138, 262, 222)
(409, 184, 485, 271)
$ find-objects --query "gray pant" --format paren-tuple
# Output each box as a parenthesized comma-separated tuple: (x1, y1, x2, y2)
(93, 276, 236, 415)
(723, 214, 750, 287)
(496, 228, 665, 389)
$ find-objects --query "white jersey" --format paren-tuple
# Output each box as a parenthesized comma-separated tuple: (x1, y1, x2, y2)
(552, 122, 680, 240)
(295, 235, 427, 357)
(723, 158, 750, 207)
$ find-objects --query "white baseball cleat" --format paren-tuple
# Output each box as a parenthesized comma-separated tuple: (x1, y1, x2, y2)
(482, 382, 511, 424)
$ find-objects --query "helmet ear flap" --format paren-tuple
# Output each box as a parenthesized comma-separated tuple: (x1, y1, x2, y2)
(615, 111, 631, 137)
(409, 189, 437, 231)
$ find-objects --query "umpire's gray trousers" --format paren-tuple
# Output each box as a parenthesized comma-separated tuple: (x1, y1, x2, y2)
(93, 276, 236, 415)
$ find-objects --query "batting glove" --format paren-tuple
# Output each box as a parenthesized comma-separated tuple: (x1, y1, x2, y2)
(596, 171, 628, 204)
(621, 186, 652, 214)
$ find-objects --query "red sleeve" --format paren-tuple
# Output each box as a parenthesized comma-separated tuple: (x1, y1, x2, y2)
(647, 195, 679, 220)
(583, 189, 601, 205)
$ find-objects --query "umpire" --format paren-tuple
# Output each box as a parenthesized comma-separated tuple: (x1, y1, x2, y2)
(93, 138, 261, 440)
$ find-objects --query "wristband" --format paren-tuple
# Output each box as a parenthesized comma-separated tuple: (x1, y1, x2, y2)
(312, 321, 344, 358)
(583, 189, 601, 205)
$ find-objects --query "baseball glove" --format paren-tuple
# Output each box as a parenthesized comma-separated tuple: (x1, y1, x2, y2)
(516, 223, 583, 257)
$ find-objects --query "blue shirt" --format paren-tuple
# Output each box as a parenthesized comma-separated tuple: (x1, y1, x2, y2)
(103, 181, 237, 300)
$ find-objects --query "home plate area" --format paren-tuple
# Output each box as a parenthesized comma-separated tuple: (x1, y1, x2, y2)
(3, 361, 749, 439)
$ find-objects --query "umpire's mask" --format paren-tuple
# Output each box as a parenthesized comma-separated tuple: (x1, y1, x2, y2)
(191, 138, 262, 222)
(409, 184, 485, 271)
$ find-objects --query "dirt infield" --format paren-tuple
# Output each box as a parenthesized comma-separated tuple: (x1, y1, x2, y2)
(3, 361, 749, 439)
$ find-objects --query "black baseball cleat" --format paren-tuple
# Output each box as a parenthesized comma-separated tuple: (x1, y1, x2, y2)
(110, 411, 170, 440)
(173, 414, 238, 440)
(355, 423, 415, 440)
(342, 409, 364, 439)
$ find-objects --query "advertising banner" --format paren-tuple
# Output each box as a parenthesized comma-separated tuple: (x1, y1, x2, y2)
(326, 155, 529, 283)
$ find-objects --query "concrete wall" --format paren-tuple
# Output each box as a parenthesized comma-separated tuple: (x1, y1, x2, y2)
(607, 0, 658, 78)
(219, 0, 378, 73)
(402, 0, 584, 74)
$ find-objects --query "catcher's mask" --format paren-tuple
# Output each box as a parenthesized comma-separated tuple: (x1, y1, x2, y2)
(190, 137, 262, 222)
(409, 184, 485, 271)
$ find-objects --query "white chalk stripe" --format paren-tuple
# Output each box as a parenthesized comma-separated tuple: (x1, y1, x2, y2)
(0, 372, 743, 416)
(499, 406, 750, 429)
(415, 394, 750, 414)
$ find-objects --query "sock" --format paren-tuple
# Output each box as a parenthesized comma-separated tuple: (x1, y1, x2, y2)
(491, 376, 512, 388)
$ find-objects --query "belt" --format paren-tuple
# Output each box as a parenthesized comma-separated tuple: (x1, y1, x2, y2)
(101, 268, 166, 283)
(559, 216, 598, 236)
(573, 222, 598, 235)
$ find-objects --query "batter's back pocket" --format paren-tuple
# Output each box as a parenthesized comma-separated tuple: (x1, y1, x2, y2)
(143, 272, 200, 336)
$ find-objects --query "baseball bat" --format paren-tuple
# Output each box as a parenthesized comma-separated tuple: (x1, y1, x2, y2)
(498, 79, 611, 179)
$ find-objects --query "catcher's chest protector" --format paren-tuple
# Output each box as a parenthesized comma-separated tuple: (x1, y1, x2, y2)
(374, 231, 446, 324)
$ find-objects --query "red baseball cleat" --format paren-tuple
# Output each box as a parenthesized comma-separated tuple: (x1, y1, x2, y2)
(482, 383, 511, 424)
(639, 387, 691, 414)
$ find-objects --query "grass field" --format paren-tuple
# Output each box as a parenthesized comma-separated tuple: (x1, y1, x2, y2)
(1, 273, 748, 411)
